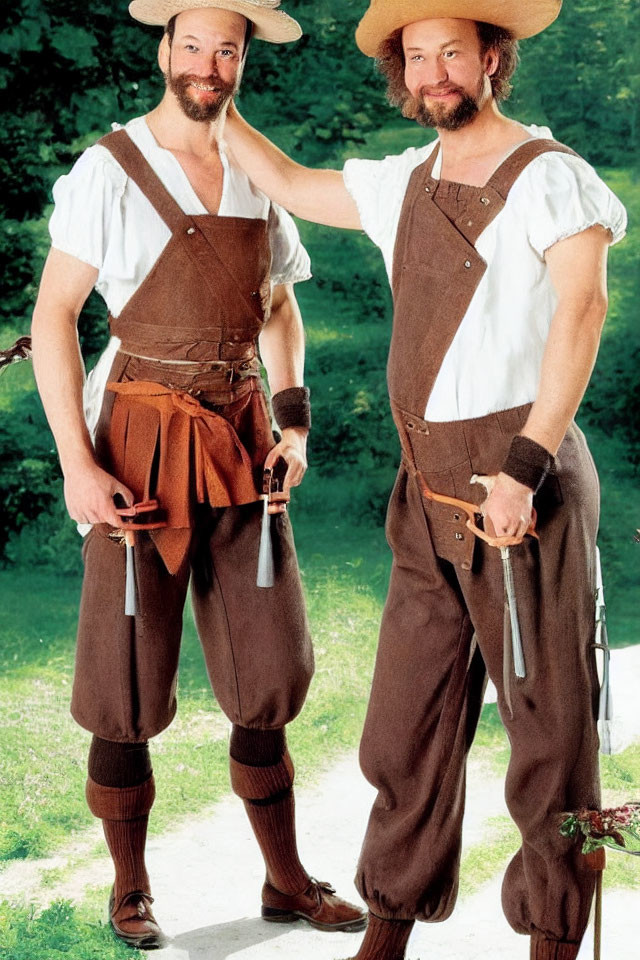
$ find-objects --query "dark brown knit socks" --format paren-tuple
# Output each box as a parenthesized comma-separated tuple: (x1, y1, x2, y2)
(530, 935, 581, 960)
(230, 725, 310, 895)
(352, 913, 414, 960)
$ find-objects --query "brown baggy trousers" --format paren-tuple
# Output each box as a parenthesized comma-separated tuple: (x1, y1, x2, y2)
(72, 503, 313, 743)
(71, 361, 314, 743)
(356, 405, 601, 944)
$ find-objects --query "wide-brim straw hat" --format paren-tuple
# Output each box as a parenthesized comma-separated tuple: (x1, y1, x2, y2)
(129, 0, 301, 44)
(356, 0, 562, 56)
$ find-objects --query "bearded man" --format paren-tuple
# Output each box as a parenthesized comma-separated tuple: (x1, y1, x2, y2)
(30, 0, 366, 949)
(222, 1, 627, 958)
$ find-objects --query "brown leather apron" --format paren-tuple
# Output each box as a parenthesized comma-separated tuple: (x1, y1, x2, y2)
(94, 130, 275, 573)
(356, 140, 601, 944)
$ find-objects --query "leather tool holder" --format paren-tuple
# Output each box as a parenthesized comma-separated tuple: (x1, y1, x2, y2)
(115, 498, 167, 531)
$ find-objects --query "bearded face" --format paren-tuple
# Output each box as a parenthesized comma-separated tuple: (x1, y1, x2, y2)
(162, 8, 247, 123)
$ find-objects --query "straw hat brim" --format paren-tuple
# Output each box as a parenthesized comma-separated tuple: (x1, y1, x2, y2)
(129, 0, 302, 44)
(356, 0, 562, 57)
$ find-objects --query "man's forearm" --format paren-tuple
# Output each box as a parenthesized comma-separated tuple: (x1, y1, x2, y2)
(259, 285, 305, 395)
(520, 297, 605, 456)
(519, 224, 611, 456)
(224, 106, 361, 229)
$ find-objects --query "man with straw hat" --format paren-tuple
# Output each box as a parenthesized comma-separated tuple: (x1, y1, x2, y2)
(223, 1, 627, 958)
(30, 0, 366, 948)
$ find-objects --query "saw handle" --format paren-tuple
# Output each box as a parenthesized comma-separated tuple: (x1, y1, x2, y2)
(263, 460, 290, 516)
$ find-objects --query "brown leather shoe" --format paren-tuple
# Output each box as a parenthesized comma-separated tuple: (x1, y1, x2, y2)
(261, 877, 367, 931)
(108, 888, 167, 949)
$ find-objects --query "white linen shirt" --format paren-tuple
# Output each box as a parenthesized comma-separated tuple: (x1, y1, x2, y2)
(343, 125, 627, 422)
(49, 115, 311, 443)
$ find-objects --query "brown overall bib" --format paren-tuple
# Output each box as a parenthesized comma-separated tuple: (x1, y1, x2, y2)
(71, 131, 313, 743)
(356, 141, 601, 948)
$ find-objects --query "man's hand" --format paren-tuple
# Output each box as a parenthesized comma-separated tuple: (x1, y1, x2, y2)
(480, 472, 533, 540)
(64, 460, 134, 527)
(264, 427, 308, 495)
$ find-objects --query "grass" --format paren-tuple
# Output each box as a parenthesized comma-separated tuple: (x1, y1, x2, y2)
(0, 898, 133, 960)
(459, 816, 521, 899)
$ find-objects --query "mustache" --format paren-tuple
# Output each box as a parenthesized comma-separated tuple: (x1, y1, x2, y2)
(419, 82, 466, 97)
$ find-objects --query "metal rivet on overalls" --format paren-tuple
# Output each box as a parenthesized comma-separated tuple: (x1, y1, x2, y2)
(425, 186, 430, 193)
(453, 513, 461, 521)
(455, 532, 464, 540)
(480, 196, 490, 205)
(464, 260, 472, 269)
(406, 421, 415, 430)
(467, 220, 473, 226)
(187, 227, 196, 235)
(462, 560, 471, 570)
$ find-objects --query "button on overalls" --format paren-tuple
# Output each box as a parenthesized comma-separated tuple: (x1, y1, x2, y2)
(355, 141, 601, 948)
(71, 131, 313, 743)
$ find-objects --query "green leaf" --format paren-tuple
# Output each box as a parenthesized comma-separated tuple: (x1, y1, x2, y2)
(49, 26, 98, 69)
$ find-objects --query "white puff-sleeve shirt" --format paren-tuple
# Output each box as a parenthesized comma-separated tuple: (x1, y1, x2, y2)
(343, 126, 627, 422)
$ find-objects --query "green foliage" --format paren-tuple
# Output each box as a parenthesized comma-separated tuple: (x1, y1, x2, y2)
(0, 390, 60, 556)
(507, 0, 640, 167)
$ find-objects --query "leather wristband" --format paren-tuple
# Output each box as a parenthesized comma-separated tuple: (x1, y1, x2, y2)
(272, 386, 311, 431)
(501, 435, 555, 494)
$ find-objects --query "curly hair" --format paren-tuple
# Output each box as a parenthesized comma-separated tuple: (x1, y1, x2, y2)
(377, 21, 519, 120)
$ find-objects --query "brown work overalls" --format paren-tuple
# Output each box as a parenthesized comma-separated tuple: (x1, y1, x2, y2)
(356, 141, 601, 948)
(71, 131, 313, 743)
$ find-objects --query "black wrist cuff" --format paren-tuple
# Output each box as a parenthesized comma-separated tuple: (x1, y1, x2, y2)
(272, 387, 311, 431)
(501, 435, 555, 494)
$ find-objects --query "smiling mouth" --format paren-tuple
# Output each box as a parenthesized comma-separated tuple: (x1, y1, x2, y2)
(190, 82, 220, 92)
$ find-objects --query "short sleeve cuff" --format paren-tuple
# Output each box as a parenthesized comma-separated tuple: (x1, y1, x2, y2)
(526, 154, 628, 259)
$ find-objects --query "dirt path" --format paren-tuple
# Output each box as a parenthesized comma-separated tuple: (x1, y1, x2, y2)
(2, 751, 635, 959)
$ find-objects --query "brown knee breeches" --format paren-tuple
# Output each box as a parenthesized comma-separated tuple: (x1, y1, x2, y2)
(72, 503, 314, 742)
(356, 408, 600, 944)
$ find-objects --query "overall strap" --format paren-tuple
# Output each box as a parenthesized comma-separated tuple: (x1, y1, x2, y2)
(391, 141, 440, 298)
(487, 138, 578, 201)
(98, 129, 186, 232)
